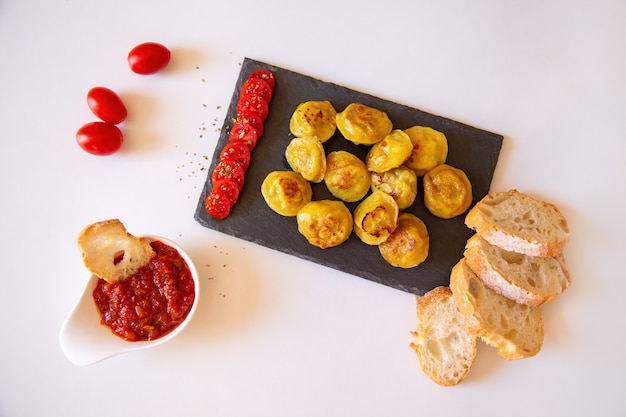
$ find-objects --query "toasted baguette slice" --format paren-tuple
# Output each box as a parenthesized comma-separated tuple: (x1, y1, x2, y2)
(465, 189, 569, 257)
(450, 259, 543, 360)
(464, 234, 571, 306)
(78, 219, 155, 284)
(410, 286, 477, 386)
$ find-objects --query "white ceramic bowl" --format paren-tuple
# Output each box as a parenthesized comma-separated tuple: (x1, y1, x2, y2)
(59, 235, 199, 366)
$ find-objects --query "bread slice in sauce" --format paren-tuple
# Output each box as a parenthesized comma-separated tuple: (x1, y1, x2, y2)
(78, 219, 155, 284)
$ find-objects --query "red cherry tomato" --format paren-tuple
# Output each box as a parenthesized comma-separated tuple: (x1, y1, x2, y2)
(86, 86, 127, 124)
(240, 77, 272, 103)
(229, 122, 260, 150)
(220, 141, 251, 171)
(235, 111, 264, 137)
(248, 69, 276, 90)
(205, 191, 231, 220)
(212, 160, 245, 191)
(76, 122, 123, 156)
(212, 179, 240, 205)
(127, 42, 171, 75)
(236, 94, 269, 121)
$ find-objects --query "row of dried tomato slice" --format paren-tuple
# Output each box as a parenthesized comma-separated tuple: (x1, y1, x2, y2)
(205, 68, 276, 219)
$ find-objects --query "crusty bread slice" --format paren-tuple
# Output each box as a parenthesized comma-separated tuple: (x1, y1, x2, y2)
(410, 286, 477, 386)
(78, 219, 155, 284)
(449, 259, 544, 360)
(464, 189, 569, 257)
(464, 234, 571, 306)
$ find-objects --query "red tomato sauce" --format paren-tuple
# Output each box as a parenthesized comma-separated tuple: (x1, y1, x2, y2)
(93, 240, 195, 341)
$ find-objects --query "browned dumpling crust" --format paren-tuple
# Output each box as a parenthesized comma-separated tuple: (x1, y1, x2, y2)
(365, 129, 413, 173)
(324, 150, 371, 203)
(403, 126, 448, 176)
(336, 103, 393, 145)
(261, 171, 313, 216)
(423, 164, 472, 219)
(379, 212, 429, 268)
(296, 200, 353, 249)
(353, 191, 399, 245)
(285, 136, 327, 183)
(289, 101, 337, 143)
(370, 165, 418, 210)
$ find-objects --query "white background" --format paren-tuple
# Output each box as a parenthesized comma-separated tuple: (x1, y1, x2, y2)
(1, 0, 625, 416)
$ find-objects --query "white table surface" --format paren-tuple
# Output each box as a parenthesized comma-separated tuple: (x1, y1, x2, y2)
(2, 1, 625, 416)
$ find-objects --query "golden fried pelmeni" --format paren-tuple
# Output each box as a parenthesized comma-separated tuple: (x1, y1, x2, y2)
(324, 150, 371, 203)
(289, 101, 337, 143)
(336, 103, 393, 146)
(371, 165, 418, 210)
(403, 126, 448, 176)
(423, 164, 473, 219)
(379, 213, 429, 268)
(296, 200, 353, 249)
(285, 135, 326, 183)
(353, 191, 399, 246)
(261, 171, 312, 217)
(366, 129, 413, 173)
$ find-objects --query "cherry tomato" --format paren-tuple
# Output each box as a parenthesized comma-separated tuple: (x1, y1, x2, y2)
(86, 86, 127, 124)
(229, 122, 260, 150)
(248, 69, 276, 90)
(235, 111, 264, 137)
(212, 160, 245, 191)
(212, 179, 240, 205)
(240, 77, 272, 103)
(76, 122, 123, 156)
(237, 94, 269, 121)
(205, 191, 231, 220)
(127, 42, 171, 75)
(220, 141, 251, 171)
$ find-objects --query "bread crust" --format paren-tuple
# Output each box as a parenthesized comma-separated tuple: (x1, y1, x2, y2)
(450, 259, 544, 360)
(465, 189, 569, 257)
(411, 286, 477, 386)
(464, 234, 571, 306)
(77, 219, 155, 284)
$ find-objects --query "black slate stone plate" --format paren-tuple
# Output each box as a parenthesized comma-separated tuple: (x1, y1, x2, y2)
(195, 58, 503, 296)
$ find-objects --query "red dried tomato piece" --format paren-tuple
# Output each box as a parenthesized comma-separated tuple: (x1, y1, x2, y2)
(220, 141, 251, 171)
(240, 77, 273, 103)
(211, 179, 240, 206)
(229, 122, 260, 150)
(236, 94, 269, 121)
(205, 191, 231, 220)
(248, 69, 276, 90)
(211, 159, 245, 191)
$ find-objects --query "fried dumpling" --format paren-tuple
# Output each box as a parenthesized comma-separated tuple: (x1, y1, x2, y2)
(370, 165, 418, 210)
(423, 164, 472, 219)
(324, 150, 371, 203)
(365, 129, 413, 173)
(296, 200, 353, 249)
(289, 101, 337, 143)
(285, 135, 326, 183)
(261, 171, 312, 216)
(336, 103, 393, 145)
(353, 191, 399, 245)
(403, 126, 448, 176)
(379, 213, 429, 268)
